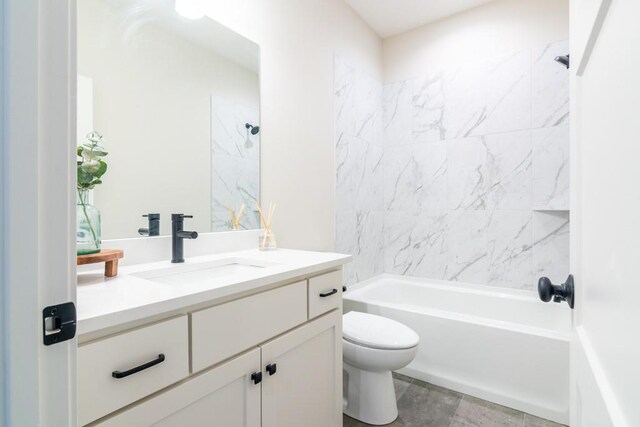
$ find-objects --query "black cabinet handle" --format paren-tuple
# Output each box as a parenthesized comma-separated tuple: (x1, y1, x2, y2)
(251, 371, 262, 384)
(319, 288, 338, 298)
(112, 354, 165, 379)
(266, 363, 277, 376)
(343, 286, 347, 292)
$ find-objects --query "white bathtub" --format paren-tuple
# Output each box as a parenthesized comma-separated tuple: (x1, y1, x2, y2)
(343, 274, 570, 424)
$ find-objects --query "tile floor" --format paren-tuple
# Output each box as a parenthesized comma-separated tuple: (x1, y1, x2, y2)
(343, 374, 566, 427)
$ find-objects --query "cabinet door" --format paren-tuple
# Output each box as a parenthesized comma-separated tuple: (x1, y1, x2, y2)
(96, 348, 261, 427)
(261, 310, 342, 427)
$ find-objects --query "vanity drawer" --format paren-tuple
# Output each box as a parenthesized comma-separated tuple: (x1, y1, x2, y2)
(191, 280, 307, 373)
(78, 316, 189, 426)
(308, 270, 343, 319)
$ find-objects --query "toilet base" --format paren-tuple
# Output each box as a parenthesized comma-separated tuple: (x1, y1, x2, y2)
(343, 361, 398, 425)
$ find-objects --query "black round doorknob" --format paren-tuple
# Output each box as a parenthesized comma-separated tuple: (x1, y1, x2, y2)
(537, 275, 575, 309)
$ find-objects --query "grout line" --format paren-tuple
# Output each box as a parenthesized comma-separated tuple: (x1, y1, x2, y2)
(448, 395, 464, 427)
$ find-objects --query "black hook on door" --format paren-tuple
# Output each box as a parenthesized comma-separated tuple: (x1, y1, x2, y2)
(538, 275, 575, 309)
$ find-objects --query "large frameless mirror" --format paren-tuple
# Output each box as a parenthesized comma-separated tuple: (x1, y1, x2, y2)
(77, 0, 261, 240)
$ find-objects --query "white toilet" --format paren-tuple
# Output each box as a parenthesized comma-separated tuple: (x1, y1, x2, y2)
(342, 311, 420, 425)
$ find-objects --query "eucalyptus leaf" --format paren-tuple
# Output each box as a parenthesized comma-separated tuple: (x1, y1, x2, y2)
(77, 131, 108, 192)
(95, 161, 107, 177)
(81, 160, 101, 173)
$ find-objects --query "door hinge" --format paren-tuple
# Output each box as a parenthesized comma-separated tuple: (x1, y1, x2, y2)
(42, 302, 76, 345)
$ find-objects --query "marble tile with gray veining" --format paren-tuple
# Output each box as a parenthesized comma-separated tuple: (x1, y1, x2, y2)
(384, 81, 413, 146)
(484, 130, 533, 210)
(353, 210, 385, 281)
(447, 137, 487, 210)
(446, 210, 489, 284)
(412, 73, 446, 143)
(354, 140, 384, 211)
(485, 49, 532, 134)
(211, 154, 260, 211)
(384, 211, 449, 279)
(211, 96, 260, 228)
(354, 69, 383, 146)
(334, 54, 356, 140)
(336, 133, 360, 212)
(532, 40, 570, 128)
(533, 211, 569, 287)
(337, 210, 383, 285)
(532, 125, 570, 210)
(211, 96, 259, 161)
(442, 62, 488, 140)
(336, 210, 359, 286)
(487, 210, 533, 289)
(384, 141, 447, 213)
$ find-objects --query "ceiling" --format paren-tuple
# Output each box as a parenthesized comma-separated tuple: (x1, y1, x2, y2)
(103, 0, 259, 73)
(345, 0, 497, 38)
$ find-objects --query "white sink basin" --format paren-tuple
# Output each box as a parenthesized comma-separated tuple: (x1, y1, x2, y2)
(132, 258, 276, 286)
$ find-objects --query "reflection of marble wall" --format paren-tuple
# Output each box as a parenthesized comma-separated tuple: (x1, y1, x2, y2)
(382, 40, 570, 290)
(211, 96, 261, 231)
(334, 55, 384, 285)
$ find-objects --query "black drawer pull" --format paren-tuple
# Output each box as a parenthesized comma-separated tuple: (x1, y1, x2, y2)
(319, 288, 338, 298)
(112, 354, 165, 379)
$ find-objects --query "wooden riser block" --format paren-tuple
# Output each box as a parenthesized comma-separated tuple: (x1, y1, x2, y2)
(77, 249, 124, 278)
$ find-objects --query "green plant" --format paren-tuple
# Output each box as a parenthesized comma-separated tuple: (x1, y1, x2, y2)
(77, 131, 108, 251)
(77, 131, 108, 191)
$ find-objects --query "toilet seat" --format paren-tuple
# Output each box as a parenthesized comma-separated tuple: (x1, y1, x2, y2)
(343, 311, 419, 350)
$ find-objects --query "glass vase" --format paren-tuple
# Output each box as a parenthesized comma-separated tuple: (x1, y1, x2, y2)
(77, 190, 101, 255)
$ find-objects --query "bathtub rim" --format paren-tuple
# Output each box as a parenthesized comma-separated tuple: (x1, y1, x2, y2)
(344, 273, 570, 341)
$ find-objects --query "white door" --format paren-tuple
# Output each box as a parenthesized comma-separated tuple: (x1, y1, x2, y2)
(261, 310, 342, 427)
(570, 0, 640, 425)
(1, 0, 77, 425)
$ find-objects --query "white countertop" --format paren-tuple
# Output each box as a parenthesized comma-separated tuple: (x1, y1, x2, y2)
(77, 248, 351, 338)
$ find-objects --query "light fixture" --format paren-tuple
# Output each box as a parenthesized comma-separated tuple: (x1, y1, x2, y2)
(175, 0, 204, 20)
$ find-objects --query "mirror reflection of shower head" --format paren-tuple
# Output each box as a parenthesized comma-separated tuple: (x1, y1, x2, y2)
(245, 123, 260, 135)
(554, 54, 570, 69)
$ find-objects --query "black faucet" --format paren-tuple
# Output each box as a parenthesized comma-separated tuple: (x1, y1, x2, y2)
(171, 214, 198, 263)
(138, 213, 160, 236)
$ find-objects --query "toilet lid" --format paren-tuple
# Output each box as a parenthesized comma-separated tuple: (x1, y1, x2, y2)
(343, 311, 419, 350)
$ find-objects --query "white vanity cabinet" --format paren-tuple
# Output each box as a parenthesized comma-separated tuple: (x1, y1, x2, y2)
(262, 310, 342, 427)
(80, 269, 344, 427)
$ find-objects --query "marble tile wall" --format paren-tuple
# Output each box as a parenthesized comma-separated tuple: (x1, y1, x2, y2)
(334, 54, 384, 285)
(211, 96, 261, 231)
(381, 40, 570, 290)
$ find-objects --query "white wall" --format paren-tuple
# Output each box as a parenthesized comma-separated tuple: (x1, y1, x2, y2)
(383, 0, 569, 83)
(198, 0, 382, 251)
(78, 0, 260, 239)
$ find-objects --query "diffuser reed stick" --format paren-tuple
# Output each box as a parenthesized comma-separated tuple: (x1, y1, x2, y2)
(256, 202, 277, 249)
(227, 203, 245, 230)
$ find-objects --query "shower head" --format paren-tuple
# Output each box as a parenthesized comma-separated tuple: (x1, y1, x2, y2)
(554, 54, 570, 69)
(245, 123, 260, 135)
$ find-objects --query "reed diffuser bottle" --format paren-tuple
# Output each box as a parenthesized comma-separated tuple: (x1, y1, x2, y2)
(257, 202, 277, 250)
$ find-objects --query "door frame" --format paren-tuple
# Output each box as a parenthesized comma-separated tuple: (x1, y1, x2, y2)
(1, 0, 77, 425)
